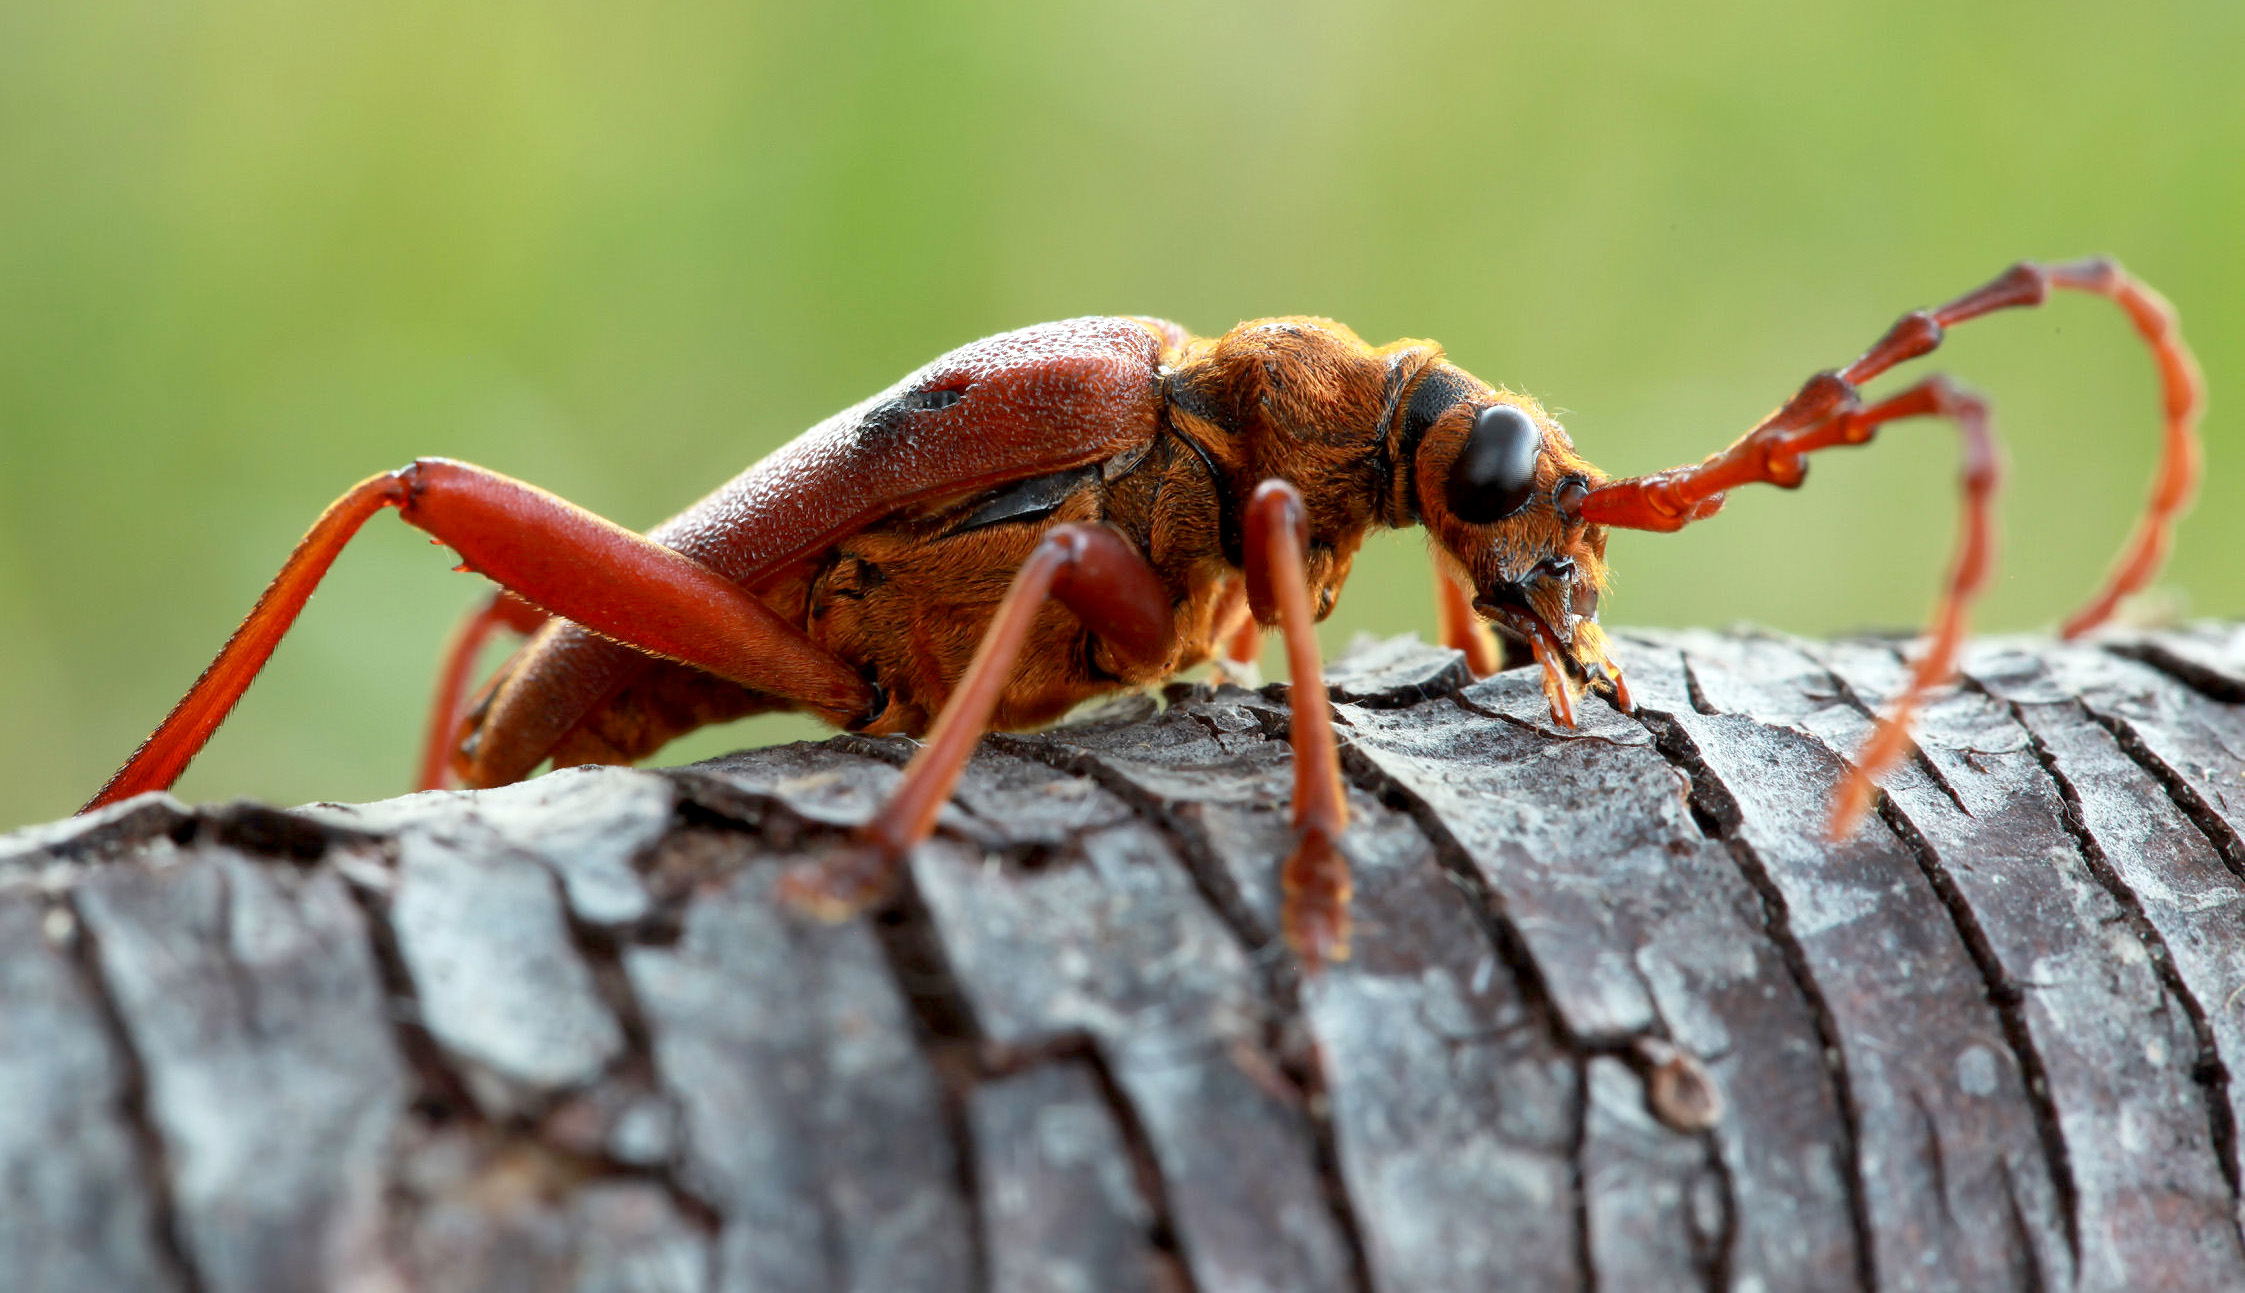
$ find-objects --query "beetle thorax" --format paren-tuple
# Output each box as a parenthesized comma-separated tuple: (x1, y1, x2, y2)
(1158, 318, 1437, 594)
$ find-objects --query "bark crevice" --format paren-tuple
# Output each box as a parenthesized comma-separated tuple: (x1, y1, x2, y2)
(1330, 740, 1570, 1046)
(984, 729, 1377, 1293)
(544, 899, 731, 1239)
(860, 872, 992, 1293)
(2105, 640, 2245, 705)
(61, 890, 206, 1293)
(1808, 656, 2085, 1268)
(2080, 704, 2245, 877)
(1870, 793, 2084, 1267)
(1633, 705, 1879, 1293)
(1999, 690, 2245, 1208)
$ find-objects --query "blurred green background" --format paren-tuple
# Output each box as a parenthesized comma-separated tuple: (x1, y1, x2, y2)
(3, 1, 2239, 829)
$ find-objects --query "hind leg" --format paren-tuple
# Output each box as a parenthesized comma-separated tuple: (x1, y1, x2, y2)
(89, 459, 874, 810)
(418, 591, 547, 791)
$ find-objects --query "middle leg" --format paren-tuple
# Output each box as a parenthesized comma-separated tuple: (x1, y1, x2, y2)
(1246, 479, 1354, 970)
(1212, 576, 1265, 687)
(778, 522, 1173, 916)
(419, 590, 548, 791)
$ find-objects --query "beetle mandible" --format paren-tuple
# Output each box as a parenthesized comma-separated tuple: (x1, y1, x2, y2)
(84, 258, 2203, 969)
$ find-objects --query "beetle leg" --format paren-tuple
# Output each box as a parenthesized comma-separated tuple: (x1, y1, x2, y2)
(417, 590, 547, 791)
(1244, 479, 1353, 972)
(87, 458, 876, 811)
(1212, 578, 1264, 687)
(1432, 553, 1502, 678)
(777, 522, 1173, 918)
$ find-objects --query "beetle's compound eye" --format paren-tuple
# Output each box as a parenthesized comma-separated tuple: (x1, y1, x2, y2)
(1447, 404, 1543, 524)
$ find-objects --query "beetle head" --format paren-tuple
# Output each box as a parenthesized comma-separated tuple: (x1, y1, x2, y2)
(1401, 361, 1625, 719)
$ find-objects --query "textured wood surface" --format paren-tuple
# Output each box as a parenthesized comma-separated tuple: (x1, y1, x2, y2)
(7, 627, 2245, 1292)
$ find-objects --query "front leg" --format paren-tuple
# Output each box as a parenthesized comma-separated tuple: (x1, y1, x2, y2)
(1432, 553, 1502, 679)
(1245, 480, 1354, 971)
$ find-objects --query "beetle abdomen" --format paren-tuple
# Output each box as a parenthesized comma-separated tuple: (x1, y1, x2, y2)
(455, 317, 1185, 785)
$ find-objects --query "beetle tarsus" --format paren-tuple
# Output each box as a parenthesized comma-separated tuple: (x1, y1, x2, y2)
(1281, 824, 1353, 972)
(777, 842, 902, 922)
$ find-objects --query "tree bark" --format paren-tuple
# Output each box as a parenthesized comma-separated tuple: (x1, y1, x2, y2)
(7, 626, 2245, 1293)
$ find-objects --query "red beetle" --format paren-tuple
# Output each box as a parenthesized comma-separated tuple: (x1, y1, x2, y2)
(87, 259, 2202, 968)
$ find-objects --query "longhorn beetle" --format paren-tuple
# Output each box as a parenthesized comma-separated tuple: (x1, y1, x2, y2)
(85, 258, 2203, 969)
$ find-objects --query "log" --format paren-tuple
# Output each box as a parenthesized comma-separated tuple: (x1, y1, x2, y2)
(7, 626, 2245, 1292)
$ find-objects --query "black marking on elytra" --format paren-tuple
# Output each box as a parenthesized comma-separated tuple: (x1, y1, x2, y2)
(948, 466, 1101, 535)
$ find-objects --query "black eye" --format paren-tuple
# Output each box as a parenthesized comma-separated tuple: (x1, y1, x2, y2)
(1447, 404, 1544, 524)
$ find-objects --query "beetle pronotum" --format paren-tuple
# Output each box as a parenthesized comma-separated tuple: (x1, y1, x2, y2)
(85, 258, 2202, 968)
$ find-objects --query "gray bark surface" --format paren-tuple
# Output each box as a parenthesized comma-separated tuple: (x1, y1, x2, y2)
(6, 626, 2245, 1292)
